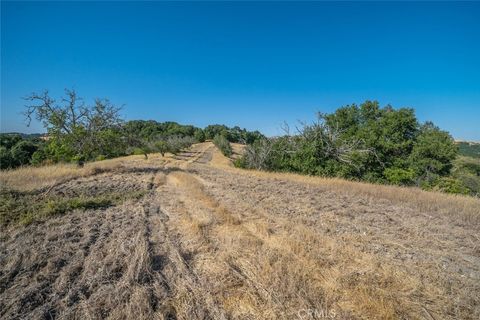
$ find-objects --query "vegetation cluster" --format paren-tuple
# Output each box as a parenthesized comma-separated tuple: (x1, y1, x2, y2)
(1, 90, 478, 196)
(0, 90, 262, 168)
(236, 101, 479, 196)
(213, 134, 233, 156)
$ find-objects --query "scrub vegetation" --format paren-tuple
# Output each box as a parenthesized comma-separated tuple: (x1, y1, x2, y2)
(236, 101, 479, 196)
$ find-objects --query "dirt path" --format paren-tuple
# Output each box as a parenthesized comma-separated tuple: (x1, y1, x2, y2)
(1, 142, 479, 319)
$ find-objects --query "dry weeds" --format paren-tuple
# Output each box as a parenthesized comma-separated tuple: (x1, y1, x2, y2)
(1, 142, 479, 319)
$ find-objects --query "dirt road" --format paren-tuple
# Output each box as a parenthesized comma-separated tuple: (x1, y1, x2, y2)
(1, 142, 479, 319)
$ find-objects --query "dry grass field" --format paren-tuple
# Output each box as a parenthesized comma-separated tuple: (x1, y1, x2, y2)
(1, 142, 479, 319)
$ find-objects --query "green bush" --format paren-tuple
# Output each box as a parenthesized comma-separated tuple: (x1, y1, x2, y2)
(0, 147, 13, 169)
(30, 150, 47, 166)
(384, 168, 415, 185)
(451, 156, 480, 196)
(154, 140, 169, 156)
(95, 155, 107, 161)
(194, 129, 206, 142)
(213, 134, 232, 157)
(430, 177, 470, 195)
(237, 102, 462, 196)
(132, 147, 147, 156)
(0, 135, 41, 169)
(233, 156, 247, 168)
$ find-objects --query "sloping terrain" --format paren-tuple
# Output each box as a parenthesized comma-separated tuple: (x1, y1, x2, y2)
(1, 142, 479, 319)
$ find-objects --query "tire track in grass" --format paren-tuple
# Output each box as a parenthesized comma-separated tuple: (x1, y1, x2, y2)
(145, 171, 227, 320)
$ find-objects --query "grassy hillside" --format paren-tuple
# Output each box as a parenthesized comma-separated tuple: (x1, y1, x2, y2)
(1, 143, 479, 319)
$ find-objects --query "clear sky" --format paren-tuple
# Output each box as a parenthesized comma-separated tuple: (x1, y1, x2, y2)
(1, 1, 479, 140)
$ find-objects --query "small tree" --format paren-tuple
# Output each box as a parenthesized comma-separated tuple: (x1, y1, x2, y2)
(10, 140, 38, 166)
(194, 128, 206, 142)
(24, 89, 124, 163)
(213, 134, 232, 156)
(409, 122, 457, 183)
(0, 147, 13, 170)
(154, 140, 169, 157)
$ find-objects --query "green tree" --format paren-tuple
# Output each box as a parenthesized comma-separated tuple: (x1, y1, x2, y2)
(0, 147, 13, 169)
(10, 140, 38, 166)
(24, 89, 124, 163)
(409, 122, 457, 182)
(213, 134, 232, 156)
(194, 128, 206, 142)
(154, 140, 169, 157)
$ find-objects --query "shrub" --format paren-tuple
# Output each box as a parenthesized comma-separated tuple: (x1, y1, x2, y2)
(384, 168, 415, 185)
(233, 156, 247, 168)
(236, 102, 462, 196)
(451, 156, 480, 196)
(0, 147, 13, 170)
(30, 150, 47, 166)
(213, 134, 232, 157)
(194, 129, 206, 142)
(166, 135, 195, 154)
(409, 122, 457, 178)
(154, 140, 169, 156)
(132, 147, 147, 156)
(95, 155, 107, 161)
(430, 177, 470, 195)
(0, 136, 41, 169)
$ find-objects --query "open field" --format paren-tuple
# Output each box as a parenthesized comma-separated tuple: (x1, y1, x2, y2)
(1, 142, 479, 319)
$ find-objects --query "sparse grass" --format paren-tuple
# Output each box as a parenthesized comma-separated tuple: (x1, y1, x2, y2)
(254, 171, 480, 225)
(208, 146, 480, 225)
(0, 187, 146, 227)
(1, 142, 479, 319)
(0, 153, 169, 191)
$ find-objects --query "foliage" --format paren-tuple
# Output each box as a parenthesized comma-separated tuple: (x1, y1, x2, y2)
(384, 167, 416, 185)
(194, 128, 206, 142)
(0, 88, 264, 169)
(427, 177, 470, 195)
(0, 147, 14, 170)
(123, 120, 197, 141)
(154, 140, 170, 157)
(213, 134, 232, 156)
(23, 89, 125, 164)
(408, 122, 458, 179)
(10, 140, 39, 166)
(205, 124, 264, 143)
(457, 141, 480, 159)
(0, 134, 42, 169)
(451, 156, 480, 196)
(238, 101, 462, 195)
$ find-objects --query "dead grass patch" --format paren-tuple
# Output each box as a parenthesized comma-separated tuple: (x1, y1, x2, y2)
(207, 144, 480, 225)
(0, 153, 169, 192)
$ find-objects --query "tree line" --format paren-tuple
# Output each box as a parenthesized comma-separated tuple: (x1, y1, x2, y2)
(2, 90, 477, 196)
(235, 101, 478, 196)
(0, 89, 264, 169)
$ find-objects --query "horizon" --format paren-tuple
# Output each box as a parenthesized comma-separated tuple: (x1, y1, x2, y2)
(1, 1, 479, 140)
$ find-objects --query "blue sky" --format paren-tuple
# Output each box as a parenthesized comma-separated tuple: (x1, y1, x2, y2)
(1, 1, 479, 140)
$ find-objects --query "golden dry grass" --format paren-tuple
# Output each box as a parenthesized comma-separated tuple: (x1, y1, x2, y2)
(208, 144, 480, 225)
(0, 153, 169, 191)
(1, 142, 479, 319)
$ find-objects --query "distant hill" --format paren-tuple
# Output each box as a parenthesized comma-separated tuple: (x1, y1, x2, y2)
(456, 141, 480, 159)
